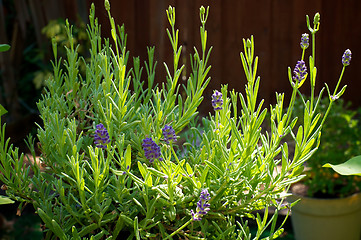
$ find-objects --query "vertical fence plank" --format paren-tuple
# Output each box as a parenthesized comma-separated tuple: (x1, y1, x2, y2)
(270, 0, 294, 104)
(239, 0, 272, 104)
(321, 0, 361, 107)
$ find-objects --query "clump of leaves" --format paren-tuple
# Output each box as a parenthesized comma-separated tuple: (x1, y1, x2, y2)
(293, 97, 361, 198)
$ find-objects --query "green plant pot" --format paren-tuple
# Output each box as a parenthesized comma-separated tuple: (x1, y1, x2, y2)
(288, 191, 361, 240)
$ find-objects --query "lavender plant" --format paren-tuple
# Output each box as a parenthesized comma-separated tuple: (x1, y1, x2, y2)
(0, 3, 350, 240)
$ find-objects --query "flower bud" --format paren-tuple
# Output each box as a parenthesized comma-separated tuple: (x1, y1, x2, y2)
(300, 33, 309, 49)
(313, 12, 320, 26)
(191, 189, 211, 221)
(162, 125, 177, 144)
(246, 39, 252, 48)
(342, 49, 352, 66)
(104, 0, 110, 11)
(200, 6, 205, 15)
(94, 123, 111, 149)
(142, 138, 162, 163)
(212, 90, 223, 111)
(293, 60, 307, 83)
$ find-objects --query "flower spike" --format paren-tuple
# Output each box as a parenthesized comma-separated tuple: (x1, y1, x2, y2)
(212, 90, 223, 111)
(142, 138, 162, 163)
(342, 49, 351, 66)
(191, 189, 211, 221)
(292, 60, 307, 87)
(94, 123, 111, 149)
(162, 125, 177, 144)
(300, 33, 309, 49)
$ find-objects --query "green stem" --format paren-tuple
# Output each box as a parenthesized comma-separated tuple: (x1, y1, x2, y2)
(320, 66, 345, 127)
(285, 85, 298, 127)
(333, 66, 345, 97)
(215, 111, 220, 130)
(301, 49, 305, 61)
(170, 144, 181, 165)
(164, 218, 193, 240)
(312, 32, 316, 63)
(166, 149, 174, 204)
(310, 32, 316, 113)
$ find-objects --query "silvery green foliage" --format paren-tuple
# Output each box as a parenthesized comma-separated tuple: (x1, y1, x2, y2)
(0, 3, 349, 240)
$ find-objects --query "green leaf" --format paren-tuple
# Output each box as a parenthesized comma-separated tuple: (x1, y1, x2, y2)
(205, 160, 223, 176)
(0, 104, 7, 117)
(120, 214, 134, 227)
(71, 226, 81, 240)
(335, 84, 347, 99)
(165, 205, 176, 221)
(125, 144, 131, 170)
(323, 155, 361, 176)
(112, 214, 125, 239)
(295, 125, 303, 145)
(0, 195, 14, 205)
(37, 208, 53, 230)
(78, 223, 99, 237)
(51, 219, 67, 239)
(0, 44, 10, 52)
(289, 165, 304, 178)
(138, 162, 148, 180)
(186, 162, 193, 175)
(146, 194, 159, 219)
(134, 216, 140, 240)
(144, 173, 153, 187)
(38, 208, 67, 239)
(133, 198, 146, 215)
(147, 167, 166, 178)
(153, 188, 168, 200)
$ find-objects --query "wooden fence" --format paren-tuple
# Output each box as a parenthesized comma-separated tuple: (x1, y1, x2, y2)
(91, 0, 361, 111)
(1, 0, 360, 119)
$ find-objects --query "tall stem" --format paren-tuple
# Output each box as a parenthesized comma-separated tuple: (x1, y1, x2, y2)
(164, 218, 193, 240)
(320, 66, 345, 127)
(310, 32, 316, 113)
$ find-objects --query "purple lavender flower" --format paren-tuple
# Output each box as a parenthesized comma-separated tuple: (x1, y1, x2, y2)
(292, 60, 307, 83)
(300, 33, 309, 49)
(94, 123, 110, 148)
(212, 90, 223, 111)
(142, 137, 162, 163)
(191, 189, 211, 221)
(162, 125, 177, 144)
(342, 49, 352, 66)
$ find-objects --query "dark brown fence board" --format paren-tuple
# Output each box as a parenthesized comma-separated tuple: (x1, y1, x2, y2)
(80, 1, 361, 109)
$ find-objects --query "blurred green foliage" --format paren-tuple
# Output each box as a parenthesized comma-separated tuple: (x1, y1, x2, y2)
(292, 96, 361, 198)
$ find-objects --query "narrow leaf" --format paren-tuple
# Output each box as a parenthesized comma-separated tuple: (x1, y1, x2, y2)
(0, 104, 7, 117)
(0, 195, 14, 205)
(125, 144, 131, 170)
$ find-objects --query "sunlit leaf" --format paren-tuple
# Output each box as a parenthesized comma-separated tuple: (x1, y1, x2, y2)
(323, 156, 361, 176)
(0, 195, 14, 205)
(0, 44, 10, 52)
(0, 104, 7, 117)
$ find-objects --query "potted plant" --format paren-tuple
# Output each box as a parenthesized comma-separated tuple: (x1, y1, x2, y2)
(0, 2, 350, 239)
(320, 139, 361, 240)
(286, 14, 360, 240)
(288, 97, 361, 240)
(290, 97, 361, 197)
